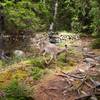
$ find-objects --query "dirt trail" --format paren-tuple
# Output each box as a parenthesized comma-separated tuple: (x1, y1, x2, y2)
(35, 75, 75, 100)
(34, 37, 100, 100)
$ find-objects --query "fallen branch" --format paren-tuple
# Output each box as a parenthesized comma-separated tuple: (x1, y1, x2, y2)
(58, 73, 84, 80)
(75, 94, 92, 100)
(75, 93, 99, 100)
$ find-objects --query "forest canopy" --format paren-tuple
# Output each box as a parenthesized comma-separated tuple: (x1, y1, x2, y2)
(0, 0, 100, 48)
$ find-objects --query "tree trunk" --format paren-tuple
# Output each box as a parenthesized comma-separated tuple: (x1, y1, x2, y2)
(48, 0, 58, 34)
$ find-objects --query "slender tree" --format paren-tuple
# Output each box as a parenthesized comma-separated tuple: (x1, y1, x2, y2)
(48, 0, 58, 34)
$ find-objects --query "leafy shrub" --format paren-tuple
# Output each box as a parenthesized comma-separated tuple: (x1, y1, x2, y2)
(71, 19, 82, 33)
(1, 0, 42, 32)
(90, 0, 100, 36)
(31, 57, 45, 68)
(31, 67, 45, 80)
(4, 80, 30, 100)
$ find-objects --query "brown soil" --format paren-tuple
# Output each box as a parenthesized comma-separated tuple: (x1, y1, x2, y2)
(34, 75, 77, 100)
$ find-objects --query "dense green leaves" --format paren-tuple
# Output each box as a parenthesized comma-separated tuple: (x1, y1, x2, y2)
(0, 0, 99, 34)
(1, 0, 39, 32)
(0, 0, 100, 32)
(0, 0, 51, 33)
(4, 80, 30, 100)
(90, 0, 100, 36)
(0, 0, 100, 48)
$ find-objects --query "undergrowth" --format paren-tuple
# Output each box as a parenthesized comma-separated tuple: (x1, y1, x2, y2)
(1, 80, 33, 100)
(31, 67, 45, 80)
(92, 38, 100, 49)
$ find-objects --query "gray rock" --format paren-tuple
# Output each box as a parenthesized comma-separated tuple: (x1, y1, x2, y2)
(84, 58, 95, 63)
(84, 58, 96, 67)
(13, 50, 25, 57)
(95, 56, 100, 62)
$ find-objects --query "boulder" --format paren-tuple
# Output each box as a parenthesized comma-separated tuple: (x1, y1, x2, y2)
(84, 58, 96, 67)
(13, 50, 25, 57)
(95, 56, 100, 62)
(84, 58, 95, 63)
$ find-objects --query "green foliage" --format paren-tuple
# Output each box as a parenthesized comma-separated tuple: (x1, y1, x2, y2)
(31, 67, 45, 80)
(89, 0, 100, 37)
(56, 0, 92, 33)
(33, 2, 51, 22)
(92, 38, 100, 49)
(0, 0, 100, 49)
(0, 0, 99, 34)
(30, 57, 45, 68)
(1, 0, 40, 32)
(4, 80, 30, 100)
(89, 0, 100, 47)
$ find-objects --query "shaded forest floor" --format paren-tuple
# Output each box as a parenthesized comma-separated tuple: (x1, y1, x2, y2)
(0, 35, 100, 100)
